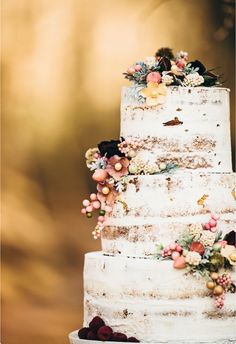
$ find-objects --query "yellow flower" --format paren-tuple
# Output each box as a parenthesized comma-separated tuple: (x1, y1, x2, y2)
(221, 245, 236, 266)
(139, 82, 167, 106)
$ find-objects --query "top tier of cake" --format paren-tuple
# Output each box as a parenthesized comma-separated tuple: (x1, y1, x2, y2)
(120, 86, 232, 172)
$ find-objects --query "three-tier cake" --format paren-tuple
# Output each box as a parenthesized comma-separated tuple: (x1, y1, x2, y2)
(70, 48, 236, 344)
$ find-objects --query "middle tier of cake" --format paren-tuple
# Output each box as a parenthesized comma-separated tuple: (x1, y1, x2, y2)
(102, 172, 236, 257)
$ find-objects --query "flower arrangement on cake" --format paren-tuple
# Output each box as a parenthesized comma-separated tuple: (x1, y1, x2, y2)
(124, 47, 220, 88)
(156, 215, 236, 309)
(123, 47, 222, 106)
(81, 138, 178, 239)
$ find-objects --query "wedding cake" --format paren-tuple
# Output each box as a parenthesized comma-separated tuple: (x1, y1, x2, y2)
(70, 48, 236, 343)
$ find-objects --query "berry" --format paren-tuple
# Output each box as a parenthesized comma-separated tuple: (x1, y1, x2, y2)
(97, 326, 113, 341)
(213, 285, 224, 296)
(86, 212, 92, 218)
(209, 219, 217, 228)
(206, 281, 215, 290)
(171, 251, 180, 261)
(89, 316, 105, 332)
(86, 205, 93, 213)
(204, 223, 211, 230)
(82, 199, 90, 207)
(78, 327, 89, 339)
(87, 331, 98, 340)
(127, 337, 140, 342)
(90, 193, 97, 201)
(99, 209, 106, 216)
(92, 201, 101, 209)
(111, 332, 127, 341)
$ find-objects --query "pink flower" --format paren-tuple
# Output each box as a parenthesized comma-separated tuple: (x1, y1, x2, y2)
(176, 59, 186, 70)
(146, 71, 161, 84)
(105, 155, 129, 181)
(97, 183, 118, 205)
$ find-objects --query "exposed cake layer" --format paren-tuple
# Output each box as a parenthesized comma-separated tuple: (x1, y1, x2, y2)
(120, 86, 232, 172)
(102, 172, 236, 257)
(84, 252, 236, 343)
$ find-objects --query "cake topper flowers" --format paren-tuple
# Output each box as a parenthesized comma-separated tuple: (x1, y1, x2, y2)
(156, 215, 236, 309)
(124, 47, 220, 88)
(139, 82, 167, 106)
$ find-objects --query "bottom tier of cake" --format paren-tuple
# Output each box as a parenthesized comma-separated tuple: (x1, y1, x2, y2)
(83, 252, 236, 343)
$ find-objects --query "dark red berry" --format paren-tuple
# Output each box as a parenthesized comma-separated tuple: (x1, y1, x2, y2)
(127, 337, 140, 342)
(87, 331, 98, 340)
(78, 327, 90, 339)
(89, 316, 105, 331)
(97, 326, 113, 341)
(111, 332, 127, 341)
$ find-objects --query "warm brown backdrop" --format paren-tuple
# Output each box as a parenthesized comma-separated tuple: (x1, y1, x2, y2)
(2, 1, 235, 343)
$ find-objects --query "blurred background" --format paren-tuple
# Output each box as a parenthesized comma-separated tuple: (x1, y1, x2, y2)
(2, 0, 235, 343)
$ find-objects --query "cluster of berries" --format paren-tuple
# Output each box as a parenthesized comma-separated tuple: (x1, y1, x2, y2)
(217, 273, 232, 288)
(204, 214, 220, 233)
(81, 194, 113, 239)
(162, 243, 183, 260)
(206, 272, 233, 309)
(118, 137, 144, 158)
(214, 293, 225, 309)
(78, 316, 139, 342)
(81, 193, 102, 218)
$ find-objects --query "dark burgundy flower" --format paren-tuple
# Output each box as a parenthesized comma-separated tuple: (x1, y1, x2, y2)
(127, 337, 140, 342)
(89, 316, 105, 332)
(224, 231, 236, 247)
(155, 47, 174, 60)
(98, 139, 125, 158)
(87, 331, 98, 340)
(187, 60, 206, 75)
(111, 332, 127, 341)
(97, 326, 113, 341)
(158, 56, 172, 72)
(78, 327, 90, 339)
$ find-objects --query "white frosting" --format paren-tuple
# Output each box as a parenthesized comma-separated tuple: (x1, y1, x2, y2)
(84, 252, 236, 343)
(102, 172, 236, 257)
(80, 86, 236, 343)
(120, 86, 232, 172)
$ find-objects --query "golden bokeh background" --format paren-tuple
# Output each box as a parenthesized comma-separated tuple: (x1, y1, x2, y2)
(2, 1, 235, 343)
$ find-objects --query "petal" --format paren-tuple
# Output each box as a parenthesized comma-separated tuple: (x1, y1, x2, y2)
(121, 158, 130, 168)
(109, 155, 120, 165)
(147, 82, 159, 89)
(139, 87, 150, 98)
(158, 83, 167, 96)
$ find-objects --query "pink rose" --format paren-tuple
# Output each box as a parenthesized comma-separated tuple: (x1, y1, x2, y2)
(146, 72, 161, 84)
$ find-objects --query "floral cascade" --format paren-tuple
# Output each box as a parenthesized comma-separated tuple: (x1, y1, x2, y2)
(156, 214, 236, 309)
(124, 47, 221, 106)
(81, 138, 178, 239)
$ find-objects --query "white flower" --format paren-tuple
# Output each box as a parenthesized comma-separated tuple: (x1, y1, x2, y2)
(161, 74, 174, 85)
(145, 56, 156, 69)
(185, 251, 201, 266)
(188, 223, 203, 239)
(200, 230, 216, 247)
(184, 72, 204, 87)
